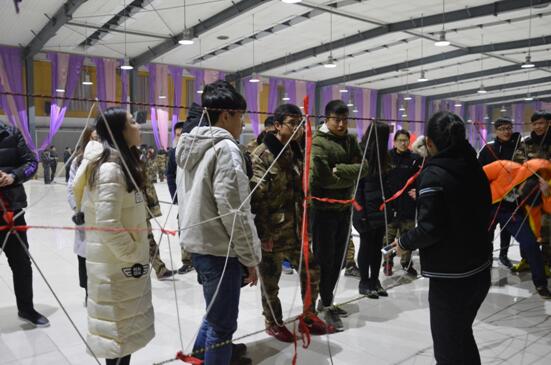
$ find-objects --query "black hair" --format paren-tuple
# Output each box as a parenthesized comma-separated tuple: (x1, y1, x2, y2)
(201, 80, 246, 125)
(362, 121, 390, 177)
(325, 100, 349, 117)
(264, 116, 275, 129)
(531, 110, 551, 123)
(393, 129, 410, 141)
(426, 111, 466, 151)
(494, 117, 512, 129)
(274, 104, 302, 124)
(89, 107, 144, 193)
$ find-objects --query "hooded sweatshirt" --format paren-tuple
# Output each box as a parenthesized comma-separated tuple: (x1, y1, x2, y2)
(399, 140, 492, 279)
(175, 126, 261, 267)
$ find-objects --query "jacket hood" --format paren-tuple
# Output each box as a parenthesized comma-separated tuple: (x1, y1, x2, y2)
(179, 126, 236, 171)
(426, 139, 480, 178)
(317, 122, 348, 140)
(83, 140, 104, 161)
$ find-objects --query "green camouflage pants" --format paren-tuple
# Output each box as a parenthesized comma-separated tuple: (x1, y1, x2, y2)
(148, 220, 169, 278)
(259, 247, 320, 326)
(384, 220, 415, 267)
(346, 239, 356, 267)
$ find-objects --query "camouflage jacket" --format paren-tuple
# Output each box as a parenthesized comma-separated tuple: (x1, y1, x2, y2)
(513, 131, 551, 163)
(143, 172, 162, 219)
(250, 132, 304, 251)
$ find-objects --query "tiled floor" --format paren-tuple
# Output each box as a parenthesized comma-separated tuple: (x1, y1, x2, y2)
(1, 181, 550, 365)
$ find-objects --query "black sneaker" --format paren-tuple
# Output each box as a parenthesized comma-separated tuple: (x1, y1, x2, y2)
(331, 305, 348, 318)
(402, 265, 418, 277)
(359, 281, 370, 296)
(178, 264, 194, 275)
(230, 356, 252, 365)
(344, 265, 361, 278)
(376, 281, 388, 297)
(18, 310, 50, 328)
(157, 270, 176, 281)
(366, 288, 379, 299)
(499, 256, 513, 269)
(323, 308, 344, 332)
(536, 286, 551, 299)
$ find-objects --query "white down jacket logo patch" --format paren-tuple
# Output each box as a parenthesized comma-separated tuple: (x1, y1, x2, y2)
(122, 263, 150, 278)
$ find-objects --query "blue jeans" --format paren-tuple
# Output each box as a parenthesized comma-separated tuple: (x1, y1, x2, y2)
(192, 254, 243, 365)
(495, 207, 547, 288)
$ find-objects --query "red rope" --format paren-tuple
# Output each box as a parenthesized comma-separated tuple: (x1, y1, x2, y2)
(308, 196, 363, 212)
(175, 351, 203, 364)
(378, 159, 424, 211)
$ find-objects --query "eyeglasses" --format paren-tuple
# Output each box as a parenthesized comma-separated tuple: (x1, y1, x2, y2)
(395, 139, 410, 143)
(496, 126, 513, 132)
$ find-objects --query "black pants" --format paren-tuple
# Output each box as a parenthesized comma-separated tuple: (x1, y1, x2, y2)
(311, 207, 351, 307)
(65, 164, 70, 182)
(50, 162, 57, 181)
(78, 255, 87, 292)
(358, 226, 385, 288)
(489, 222, 512, 258)
(429, 268, 490, 365)
(0, 212, 34, 313)
(43, 164, 51, 184)
(106, 354, 131, 365)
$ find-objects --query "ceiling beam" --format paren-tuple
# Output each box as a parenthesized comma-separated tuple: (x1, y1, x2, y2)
(379, 60, 551, 94)
(318, 36, 551, 87)
(191, 0, 361, 64)
(131, 0, 267, 68)
(464, 89, 551, 105)
(24, 0, 88, 59)
(78, 0, 155, 48)
(68, 21, 169, 40)
(226, 0, 551, 81)
(428, 76, 551, 100)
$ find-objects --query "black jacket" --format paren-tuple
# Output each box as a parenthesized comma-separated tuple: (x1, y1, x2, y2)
(387, 149, 422, 222)
(478, 132, 521, 166)
(0, 122, 38, 210)
(353, 171, 390, 232)
(399, 140, 492, 279)
(166, 147, 177, 204)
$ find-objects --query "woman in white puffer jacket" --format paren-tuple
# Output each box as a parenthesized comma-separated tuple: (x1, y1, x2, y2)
(72, 107, 154, 365)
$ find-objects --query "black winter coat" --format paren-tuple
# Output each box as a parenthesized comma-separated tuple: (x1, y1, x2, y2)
(399, 140, 492, 279)
(0, 122, 38, 210)
(478, 133, 521, 166)
(386, 149, 422, 221)
(166, 148, 177, 204)
(353, 171, 391, 232)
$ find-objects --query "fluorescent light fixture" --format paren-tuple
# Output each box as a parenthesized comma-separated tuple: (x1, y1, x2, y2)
(500, 107, 507, 113)
(524, 94, 534, 101)
(403, 95, 412, 101)
(454, 102, 462, 107)
(477, 84, 487, 94)
(521, 54, 535, 68)
(353, 108, 359, 113)
(347, 102, 354, 107)
(55, 88, 65, 93)
(196, 89, 203, 94)
(399, 106, 405, 111)
(282, 93, 290, 101)
(339, 88, 348, 93)
(402, 114, 408, 118)
(120, 58, 133, 70)
(434, 32, 450, 47)
(179, 28, 194, 45)
(417, 70, 428, 82)
(484, 116, 489, 120)
(249, 73, 260, 83)
(158, 95, 167, 99)
(324, 55, 337, 68)
(82, 74, 93, 86)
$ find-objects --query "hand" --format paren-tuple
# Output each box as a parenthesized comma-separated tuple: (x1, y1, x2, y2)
(390, 239, 406, 257)
(244, 266, 258, 286)
(261, 239, 274, 252)
(539, 179, 550, 197)
(0, 171, 14, 187)
(408, 189, 416, 200)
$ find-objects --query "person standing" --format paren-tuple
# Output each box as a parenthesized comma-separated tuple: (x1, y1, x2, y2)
(41, 148, 51, 184)
(0, 121, 49, 327)
(251, 104, 328, 342)
(353, 122, 390, 299)
(64, 146, 72, 182)
(478, 118, 522, 268)
(383, 129, 422, 277)
(176, 80, 260, 365)
(309, 100, 367, 331)
(392, 111, 492, 365)
(72, 108, 154, 365)
(145, 147, 157, 183)
(49, 145, 58, 182)
(156, 148, 167, 182)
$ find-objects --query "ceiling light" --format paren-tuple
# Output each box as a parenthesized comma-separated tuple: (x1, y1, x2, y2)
(417, 70, 428, 82)
(299, 106, 304, 110)
(500, 106, 507, 113)
(282, 93, 290, 101)
(484, 116, 489, 120)
(82, 73, 93, 86)
(454, 102, 462, 107)
(521, 54, 535, 68)
(434, 31, 450, 47)
(339, 88, 348, 93)
(524, 94, 534, 101)
(477, 83, 487, 94)
(249, 73, 260, 83)
(324, 54, 337, 68)
(402, 114, 408, 118)
(399, 106, 405, 112)
(282, 0, 302, 3)
(353, 108, 358, 113)
(347, 101, 354, 107)
(120, 58, 133, 70)
(158, 95, 167, 99)
(55, 88, 65, 93)
(196, 89, 203, 94)
(403, 95, 412, 101)
(179, 28, 194, 45)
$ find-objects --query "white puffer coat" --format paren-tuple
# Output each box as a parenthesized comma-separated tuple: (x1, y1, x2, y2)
(73, 141, 154, 359)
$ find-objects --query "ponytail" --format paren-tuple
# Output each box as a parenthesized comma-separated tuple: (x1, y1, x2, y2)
(426, 111, 466, 151)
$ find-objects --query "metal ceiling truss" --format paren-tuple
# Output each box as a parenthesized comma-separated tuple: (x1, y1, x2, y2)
(227, 0, 551, 81)
(131, 0, 267, 68)
(24, 0, 88, 59)
(464, 89, 551, 105)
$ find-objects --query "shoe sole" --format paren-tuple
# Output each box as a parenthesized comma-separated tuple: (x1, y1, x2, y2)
(18, 316, 50, 328)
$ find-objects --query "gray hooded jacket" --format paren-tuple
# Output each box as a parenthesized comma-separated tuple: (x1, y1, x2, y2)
(175, 126, 261, 267)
